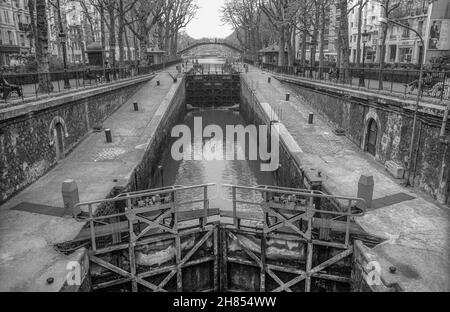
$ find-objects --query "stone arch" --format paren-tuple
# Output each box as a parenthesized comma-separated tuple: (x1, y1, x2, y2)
(48, 116, 69, 146)
(361, 109, 382, 157)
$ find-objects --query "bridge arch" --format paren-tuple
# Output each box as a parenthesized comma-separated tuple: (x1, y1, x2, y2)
(177, 39, 243, 55)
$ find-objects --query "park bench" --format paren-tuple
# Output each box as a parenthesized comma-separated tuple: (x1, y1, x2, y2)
(0, 78, 22, 100)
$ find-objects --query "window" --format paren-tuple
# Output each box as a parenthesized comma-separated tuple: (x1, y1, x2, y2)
(389, 45, 397, 62)
(7, 30, 13, 44)
(4, 10, 10, 24)
(418, 21, 424, 36)
(399, 47, 413, 63)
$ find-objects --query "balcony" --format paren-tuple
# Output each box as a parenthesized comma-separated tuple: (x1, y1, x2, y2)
(18, 22, 31, 32)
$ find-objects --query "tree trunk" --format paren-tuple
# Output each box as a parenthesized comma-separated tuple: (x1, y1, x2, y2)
(35, 0, 53, 92)
(339, 0, 350, 83)
(319, 3, 326, 79)
(108, 4, 116, 66)
(139, 24, 148, 65)
(287, 27, 295, 66)
(356, 1, 363, 68)
(301, 29, 307, 67)
(164, 19, 170, 55)
(99, 3, 106, 67)
(278, 26, 286, 66)
(125, 28, 132, 61)
(28, 0, 37, 48)
(378, 7, 388, 90)
(118, 0, 125, 66)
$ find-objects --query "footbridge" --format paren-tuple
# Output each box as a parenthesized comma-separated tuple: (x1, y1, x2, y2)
(177, 38, 244, 55)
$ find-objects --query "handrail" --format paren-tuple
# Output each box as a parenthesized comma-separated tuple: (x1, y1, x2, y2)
(222, 184, 366, 216)
(75, 183, 217, 210)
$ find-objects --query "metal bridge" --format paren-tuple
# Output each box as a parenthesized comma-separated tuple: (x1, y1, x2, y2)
(177, 38, 244, 55)
(71, 183, 372, 292)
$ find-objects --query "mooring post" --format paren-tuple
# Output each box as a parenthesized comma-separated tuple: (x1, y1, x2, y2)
(62, 179, 80, 217)
(105, 129, 112, 143)
(157, 80, 160, 86)
(308, 112, 314, 124)
(268, 77, 271, 83)
(285, 93, 290, 101)
(357, 175, 374, 209)
(133, 102, 139, 111)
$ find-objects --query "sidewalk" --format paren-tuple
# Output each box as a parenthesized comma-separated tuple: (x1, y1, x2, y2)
(0, 68, 180, 291)
(245, 66, 450, 291)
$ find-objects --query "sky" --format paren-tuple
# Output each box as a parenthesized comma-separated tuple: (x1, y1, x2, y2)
(185, 0, 234, 39)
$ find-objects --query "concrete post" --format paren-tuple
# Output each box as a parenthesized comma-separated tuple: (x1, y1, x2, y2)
(357, 175, 374, 209)
(133, 102, 139, 111)
(285, 93, 290, 101)
(268, 77, 271, 83)
(105, 129, 112, 143)
(157, 80, 160, 86)
(308, 113, 314, 124)
(62, 179, 80, 217)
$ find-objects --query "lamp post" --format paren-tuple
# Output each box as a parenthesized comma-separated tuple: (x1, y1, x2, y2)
(56, 0, 70, 89)
(379, 17, 425, 186)
(359, 30, 370, 87)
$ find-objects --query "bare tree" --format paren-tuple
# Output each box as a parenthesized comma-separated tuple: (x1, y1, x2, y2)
(260, 0, 298, 66)
(126, 0, 165, 65)
(375, 0, 403, 89)
(35, 0, 53, 92)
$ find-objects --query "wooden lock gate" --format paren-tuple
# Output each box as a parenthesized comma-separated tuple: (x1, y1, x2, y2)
(74, 184, 366, 292)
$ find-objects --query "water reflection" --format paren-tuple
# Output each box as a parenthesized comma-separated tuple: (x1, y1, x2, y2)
(161, 109, 276, 212)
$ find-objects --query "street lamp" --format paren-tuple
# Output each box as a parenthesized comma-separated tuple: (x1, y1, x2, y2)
(379, 16, 425, 186)
(56, 0, 70, 89)
(359, 30, 370, 87)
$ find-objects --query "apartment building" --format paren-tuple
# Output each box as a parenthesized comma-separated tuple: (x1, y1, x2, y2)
(348, 0, 382, 64)
(0, 0, 31, 66)
(384, 0, 449, 66)
(297, 2, 338, 64)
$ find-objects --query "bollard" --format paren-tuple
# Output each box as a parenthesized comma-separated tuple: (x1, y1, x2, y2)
(268, 77, 271, 83)
(105, 129, 112, 143)
(308, 112, 314, 124)
(133, 102, 139, 111)
(62, 179, 80, 217)
(357, 175, 374, 209)
(285, 93, 290, 101)
(157, 80, 160, 86)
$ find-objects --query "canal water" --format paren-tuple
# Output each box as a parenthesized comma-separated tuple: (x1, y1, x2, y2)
(160, 108, 276, 213)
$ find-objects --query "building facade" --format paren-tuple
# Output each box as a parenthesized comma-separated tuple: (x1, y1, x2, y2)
(348, 0, 382, 64)
(0, 0, 32, 66)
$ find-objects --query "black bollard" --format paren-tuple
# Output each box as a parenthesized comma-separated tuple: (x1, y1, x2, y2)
(157, 80, 160, 86)
(268, 77, 271, 83)
(133, 102, 139, 111)
(308, 112, 314, 124)
(285, 93, 290, 101)
(105, 129, 112, 143)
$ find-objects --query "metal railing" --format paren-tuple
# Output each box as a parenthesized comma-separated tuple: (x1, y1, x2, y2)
(0, 59, 182, 106)
(258, 62, 450, 102)
(75, 183, 218, 252)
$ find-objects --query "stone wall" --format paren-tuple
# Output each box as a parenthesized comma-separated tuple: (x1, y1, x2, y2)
(240, 77, 339, 212)
(277, 76, 450, 204)
(0, 76, 152, 204)
(131, 78, 186, 191)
